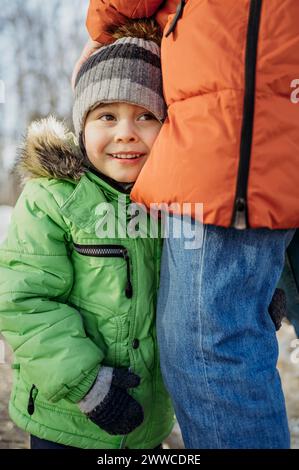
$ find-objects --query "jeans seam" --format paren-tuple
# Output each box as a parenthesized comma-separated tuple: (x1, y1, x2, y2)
(196, 225, 221, 448)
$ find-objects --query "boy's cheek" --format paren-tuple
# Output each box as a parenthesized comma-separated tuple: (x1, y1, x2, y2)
(140, 155, 149, 167)
(85, 136, 105, 159)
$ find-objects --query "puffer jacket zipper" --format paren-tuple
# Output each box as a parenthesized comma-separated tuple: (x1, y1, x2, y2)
(231, 0, 263, 229)
(27, 384, 38, 415)
(73, 244, 133, 298)
(165, 0, 186, 37)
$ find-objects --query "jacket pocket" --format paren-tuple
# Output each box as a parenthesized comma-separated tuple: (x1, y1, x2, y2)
(73, 243, 133, 299)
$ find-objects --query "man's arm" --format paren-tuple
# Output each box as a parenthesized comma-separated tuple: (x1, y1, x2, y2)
(86, 0, 164, 43)
(71, 37, 104, 90)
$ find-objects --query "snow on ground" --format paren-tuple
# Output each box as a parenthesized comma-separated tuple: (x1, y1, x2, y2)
(277, 322, 299, 449)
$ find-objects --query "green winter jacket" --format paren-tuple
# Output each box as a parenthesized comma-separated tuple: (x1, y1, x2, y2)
(0, 117, 174, 449)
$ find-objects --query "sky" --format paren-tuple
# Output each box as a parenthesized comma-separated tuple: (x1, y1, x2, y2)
(0, 0, 88, 172)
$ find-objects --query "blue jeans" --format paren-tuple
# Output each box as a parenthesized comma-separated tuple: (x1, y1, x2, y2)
(157, 217, 295, 449)
(30, 435, 75, 449)
(30, 435, 163, 450)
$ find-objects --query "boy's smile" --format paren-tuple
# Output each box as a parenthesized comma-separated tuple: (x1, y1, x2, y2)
(84, 102, 162, 183)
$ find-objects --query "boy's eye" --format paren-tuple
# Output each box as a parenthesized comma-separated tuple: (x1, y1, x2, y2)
(98, 114, 115, 121)
(95, 112, 157, 122)
(138, 113, 157, 121)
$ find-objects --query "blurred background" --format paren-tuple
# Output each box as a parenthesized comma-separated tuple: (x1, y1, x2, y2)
(0, 0, 299, 450)
(0, 0, 88, 208)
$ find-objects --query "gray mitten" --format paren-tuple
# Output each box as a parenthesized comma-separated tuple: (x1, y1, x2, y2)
(79, 367, 144, 435)
(268, 288, 287, 331)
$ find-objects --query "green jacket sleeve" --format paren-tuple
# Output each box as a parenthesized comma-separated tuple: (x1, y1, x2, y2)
(0, 180, 102, 403)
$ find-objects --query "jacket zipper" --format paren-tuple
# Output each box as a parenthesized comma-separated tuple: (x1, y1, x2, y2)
(165, 0, 186, 37)
(73, 244, 133, 298)
(27, 384, 38, 415)
(231, 0, 263, 229)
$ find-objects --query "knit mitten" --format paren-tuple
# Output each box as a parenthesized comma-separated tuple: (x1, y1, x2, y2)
(79, 367, 144, 435)
(268, 288, 287, 331)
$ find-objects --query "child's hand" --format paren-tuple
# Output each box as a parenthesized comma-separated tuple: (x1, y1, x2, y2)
(79, 367, 144, 435)
(71, 38, 103, 91)
(268, 288, 287, 331)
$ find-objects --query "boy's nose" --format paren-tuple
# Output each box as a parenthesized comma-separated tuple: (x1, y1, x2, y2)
(114, 123, 139, 143)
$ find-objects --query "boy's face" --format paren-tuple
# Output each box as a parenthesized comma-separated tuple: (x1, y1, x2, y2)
(84, 102, 162, 183)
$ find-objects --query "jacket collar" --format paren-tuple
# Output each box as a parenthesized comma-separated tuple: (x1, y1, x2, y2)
(16, 115, 132, 195)
(60, 173, 131, 234)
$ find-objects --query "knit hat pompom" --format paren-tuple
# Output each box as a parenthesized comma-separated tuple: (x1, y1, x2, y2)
(73, 19, 166, 138)
(108, 18, 163, 46)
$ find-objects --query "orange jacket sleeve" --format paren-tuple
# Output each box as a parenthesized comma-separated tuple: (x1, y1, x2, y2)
(86, 0, 166, 43)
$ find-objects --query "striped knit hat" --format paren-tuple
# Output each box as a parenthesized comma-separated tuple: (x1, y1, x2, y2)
(73, 21, 166, 139)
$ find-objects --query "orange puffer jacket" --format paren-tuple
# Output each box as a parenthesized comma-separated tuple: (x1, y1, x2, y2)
(87, 0, 299, 229)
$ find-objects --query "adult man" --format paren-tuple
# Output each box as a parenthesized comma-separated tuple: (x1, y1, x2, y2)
(73, 0, 299, 448)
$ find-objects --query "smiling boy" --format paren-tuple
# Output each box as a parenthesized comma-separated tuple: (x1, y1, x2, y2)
(0, 20, 174, 449)
(83, 102, 161, 184)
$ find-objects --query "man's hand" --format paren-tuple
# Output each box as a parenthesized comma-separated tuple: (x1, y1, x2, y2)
(71, 38, 103, 91)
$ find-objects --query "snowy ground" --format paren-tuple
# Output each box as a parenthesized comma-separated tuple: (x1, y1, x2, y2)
(277, 322, 299, 448)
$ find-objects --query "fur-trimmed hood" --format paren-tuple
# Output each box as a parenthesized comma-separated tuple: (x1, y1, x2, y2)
(16, 116, 86, 184)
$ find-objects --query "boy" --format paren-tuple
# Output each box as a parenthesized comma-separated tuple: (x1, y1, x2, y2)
(0, 20, 174, 449)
